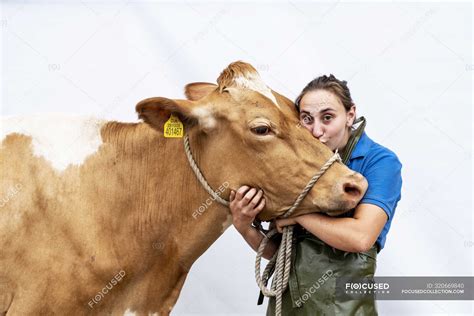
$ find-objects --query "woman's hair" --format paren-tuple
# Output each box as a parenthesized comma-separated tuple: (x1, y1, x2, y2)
(294, 74, 355, 113)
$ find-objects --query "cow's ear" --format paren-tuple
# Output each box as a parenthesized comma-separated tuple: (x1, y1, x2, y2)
(184, 82, 218, 101)
(136, 97, 216, 133)
(271, 89, 299, 116)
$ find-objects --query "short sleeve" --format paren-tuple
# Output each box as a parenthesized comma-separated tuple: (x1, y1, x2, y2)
(360, 151, 403, 221)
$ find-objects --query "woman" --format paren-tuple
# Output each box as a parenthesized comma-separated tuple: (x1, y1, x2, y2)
(230, 75, 402, 315)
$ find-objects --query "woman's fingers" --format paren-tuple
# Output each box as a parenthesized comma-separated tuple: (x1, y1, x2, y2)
(231, 186, 265, 216)
(229, 186, 266, 232)
(275, 220, 283, 234)
(244, 197, 265, 217)
(249, 189, 263, 207)
(276, 220, 287, 233)
(256, 197, 265, 211)
(242, 188, 257, 204)
(235, 185, 250, 201)
(275, 217, 297, 233)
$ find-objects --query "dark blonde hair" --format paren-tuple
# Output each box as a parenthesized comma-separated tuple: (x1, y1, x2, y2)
(295, 74, 355, 113)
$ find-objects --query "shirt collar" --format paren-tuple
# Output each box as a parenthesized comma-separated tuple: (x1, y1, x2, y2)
(349, 131, 372, 160)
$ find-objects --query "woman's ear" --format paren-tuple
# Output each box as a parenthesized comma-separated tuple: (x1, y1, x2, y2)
(347, 105, 357, 126)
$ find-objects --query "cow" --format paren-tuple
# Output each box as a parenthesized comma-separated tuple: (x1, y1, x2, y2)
(0, 61, 367, 315)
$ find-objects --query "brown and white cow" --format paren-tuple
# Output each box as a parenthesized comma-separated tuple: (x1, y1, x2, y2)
(0, 61, 367, 315)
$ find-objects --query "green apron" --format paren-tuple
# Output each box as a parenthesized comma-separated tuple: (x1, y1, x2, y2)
(265, 117, 380, 315)
(265, 228, 379, 316)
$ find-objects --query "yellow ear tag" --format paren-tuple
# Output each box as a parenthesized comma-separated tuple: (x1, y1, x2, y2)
(164, 114, 184, 138)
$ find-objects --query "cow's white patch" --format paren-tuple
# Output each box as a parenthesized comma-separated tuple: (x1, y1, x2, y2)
(233, 72, 279, 107)
(0, 114, 106, 171)
(191, 107, 217, 131)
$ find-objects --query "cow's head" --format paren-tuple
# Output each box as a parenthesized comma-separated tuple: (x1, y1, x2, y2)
(136, 61, 367, 220)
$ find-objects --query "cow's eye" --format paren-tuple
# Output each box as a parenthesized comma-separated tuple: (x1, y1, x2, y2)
(251, 126, 271, 135)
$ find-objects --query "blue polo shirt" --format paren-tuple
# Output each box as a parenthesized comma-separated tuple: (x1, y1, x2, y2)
(340, 131, 403, 251)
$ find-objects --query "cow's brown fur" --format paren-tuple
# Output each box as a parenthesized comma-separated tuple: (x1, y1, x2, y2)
(216, 61, 258, 91)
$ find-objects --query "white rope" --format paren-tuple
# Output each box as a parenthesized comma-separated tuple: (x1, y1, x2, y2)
(184, 135, 229, 207)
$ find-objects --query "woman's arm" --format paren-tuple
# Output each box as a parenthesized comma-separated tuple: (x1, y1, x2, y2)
(276, 203, 387, 253)
(237, 225, 279, 260)
(230, 186, 278, 260)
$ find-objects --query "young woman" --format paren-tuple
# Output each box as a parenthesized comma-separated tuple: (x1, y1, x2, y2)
(230, 75, 403, 315)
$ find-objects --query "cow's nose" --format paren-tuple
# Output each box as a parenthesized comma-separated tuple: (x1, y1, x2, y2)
(342, 173, 367, 201)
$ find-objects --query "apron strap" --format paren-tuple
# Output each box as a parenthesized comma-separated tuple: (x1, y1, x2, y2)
(340, 116, 366, 165)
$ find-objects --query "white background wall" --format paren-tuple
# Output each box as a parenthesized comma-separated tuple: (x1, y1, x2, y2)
(1, 1, 472, 315)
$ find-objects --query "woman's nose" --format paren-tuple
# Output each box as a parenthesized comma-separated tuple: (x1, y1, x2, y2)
(311, 124, 324, 138)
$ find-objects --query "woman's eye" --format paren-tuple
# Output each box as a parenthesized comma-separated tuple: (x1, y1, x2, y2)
(251, 126, 271, 135)
(323, 115, 332, 122)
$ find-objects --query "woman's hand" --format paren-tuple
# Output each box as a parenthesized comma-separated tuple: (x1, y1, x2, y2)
(229, 185, 265, 234)
(274, 217, 299, 233)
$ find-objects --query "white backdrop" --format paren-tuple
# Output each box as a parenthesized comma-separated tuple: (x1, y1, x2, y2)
(1, 1, 472, 315)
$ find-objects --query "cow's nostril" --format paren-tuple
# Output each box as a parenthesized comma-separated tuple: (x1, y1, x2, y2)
(343, 183, 361, 197)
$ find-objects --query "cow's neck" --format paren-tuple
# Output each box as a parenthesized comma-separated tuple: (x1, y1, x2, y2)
(99, 122, 232, 272)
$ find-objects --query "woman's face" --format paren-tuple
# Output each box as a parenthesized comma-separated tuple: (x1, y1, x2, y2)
(299, 89, 356, 152)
